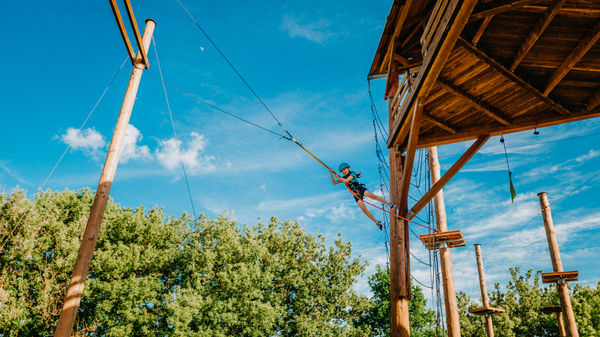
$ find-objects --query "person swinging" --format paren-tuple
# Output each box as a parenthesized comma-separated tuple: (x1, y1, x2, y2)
(329, 162, 395, 230)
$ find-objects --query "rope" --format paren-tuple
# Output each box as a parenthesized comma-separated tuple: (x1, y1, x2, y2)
(343, 183, 438, 232)
(145, 73, 290, 140)
(40, 57, 129, 189)
(152, 37, 197, 218)
(175, 0, 294, 141)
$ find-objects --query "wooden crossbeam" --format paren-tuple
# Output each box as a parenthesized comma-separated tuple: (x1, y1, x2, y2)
(542, 271, 579, 284)
(438, 78, 512, 126)
(522, 5, 600, 17)
(544, 19, 600, 95)
(423, 113, 458, 134)
(469, 306, 506, 315)
(419, 230, 466, 250)
(469, 0, 544, 21)
(417, 107, 600, 148)
(123, 0, 149, 69)
(380, 0, 415, 75)
(472, 15, 493, 45)
(457, 37, 573, 117)
(541, 305, 562, 314)
(510, 0, 566, 72)
(407, 135, 489, 219)
(109, 0, 136, 63)
(588, 88, 600, 112)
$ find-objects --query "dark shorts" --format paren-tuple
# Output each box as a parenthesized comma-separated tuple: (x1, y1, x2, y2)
(352, 184, 368, 202)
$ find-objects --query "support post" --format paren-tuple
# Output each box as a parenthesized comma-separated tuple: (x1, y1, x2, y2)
(556, 311, 567, 337)
(53, 19, 156, 337)
(538, 192, 579, 337)
(474, 244, 495, 337)
(429, 147, 461, 337)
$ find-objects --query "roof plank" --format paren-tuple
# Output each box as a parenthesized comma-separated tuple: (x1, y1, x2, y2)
(510, 0, 567, 71)
(457, 37, 573, 116)
(470, 0, 544, 22)
(544, 19, 600, 95)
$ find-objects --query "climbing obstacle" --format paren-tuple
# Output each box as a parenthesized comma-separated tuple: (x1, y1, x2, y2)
(419, 230, 465, 250)
(469, 307, 505, 315)
(541, 306, 567, 337)
(542, 271, 579, 284)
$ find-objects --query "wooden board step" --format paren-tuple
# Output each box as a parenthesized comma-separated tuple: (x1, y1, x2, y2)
(419, 230, 466, 250)
(469, 306, 505, 315)
(542, 271, 578, 284)
(541, 305, 562, 314)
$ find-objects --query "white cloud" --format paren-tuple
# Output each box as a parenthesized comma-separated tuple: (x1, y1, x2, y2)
(280, 15, 332, 44)
(575, 149, 600, 163)
(120, 124, 151, 163)
(155, 132, 216, 175)
(60, 128, 105, 154)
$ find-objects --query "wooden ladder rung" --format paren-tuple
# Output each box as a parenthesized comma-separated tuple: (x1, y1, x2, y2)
(541, 305, 562, 314)
(419, 230, 465, 250)
(542, 271, 578, 284)
(469, 306, 505, 315)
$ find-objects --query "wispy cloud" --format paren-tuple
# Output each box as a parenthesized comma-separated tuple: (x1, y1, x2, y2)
(280, 15, 333, 44)
(0, 161, 31, 186)
(155, 132, 216, 175)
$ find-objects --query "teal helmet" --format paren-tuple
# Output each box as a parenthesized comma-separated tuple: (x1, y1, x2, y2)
(338, 162, 350, 172)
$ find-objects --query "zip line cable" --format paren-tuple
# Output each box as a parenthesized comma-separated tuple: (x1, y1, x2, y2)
(152, 37, 197, 218)
(175, 0, 294, 141)
(145, 73, 289, 139)
(40, 57, 129, 189)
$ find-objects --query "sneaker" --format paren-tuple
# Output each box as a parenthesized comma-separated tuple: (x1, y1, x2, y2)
(376, 221, 383, 231)
(389, 202, 396, 210)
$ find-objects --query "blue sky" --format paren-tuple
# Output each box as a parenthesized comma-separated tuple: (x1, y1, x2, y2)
(1, 0, 599, 310)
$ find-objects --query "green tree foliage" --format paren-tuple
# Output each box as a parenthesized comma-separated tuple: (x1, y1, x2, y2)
(457, 267, 600, 337)
(356, 265, 438, 337)
(0, 189, 370, 336)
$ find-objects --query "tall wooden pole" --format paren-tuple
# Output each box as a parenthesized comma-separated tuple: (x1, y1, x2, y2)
(556, 311, 567, 337)
(538, 192, 579, 337)
(474, 244, 494, 337)
(429, 146, 461, 337)
(53, 19, 155, 337)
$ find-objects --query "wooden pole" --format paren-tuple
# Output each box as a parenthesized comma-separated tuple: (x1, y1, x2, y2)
(53, 19, 155, 337)
(474, 244, 494, 337)
(556, 311, 567, 337)
(538, 192, 579, 337)
(429, 146, 461, 337)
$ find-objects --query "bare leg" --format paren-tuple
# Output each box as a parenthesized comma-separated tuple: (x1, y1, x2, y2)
(356, 199, 379, 225)
(364, 190, 392, 206)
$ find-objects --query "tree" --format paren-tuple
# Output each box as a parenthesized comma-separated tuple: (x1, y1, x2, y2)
(356, 265, 438, 337)
(0, 189, 370, 336)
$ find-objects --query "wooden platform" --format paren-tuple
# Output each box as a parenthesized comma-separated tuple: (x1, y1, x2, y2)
(542, 271, 579, 284)
(419, 230, 466, 250)
(369, 0, 600, 149)
(541, 305, 562, 314)
(469, 306, 505, 315)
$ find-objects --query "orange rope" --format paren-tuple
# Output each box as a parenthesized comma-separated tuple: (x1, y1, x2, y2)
(343, 183, 438, 233)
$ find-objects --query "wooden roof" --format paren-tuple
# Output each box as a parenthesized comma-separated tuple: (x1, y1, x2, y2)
(372, 0, 600, 149)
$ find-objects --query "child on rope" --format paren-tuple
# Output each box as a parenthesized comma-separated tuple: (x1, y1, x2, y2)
(329, 162, 395, 230)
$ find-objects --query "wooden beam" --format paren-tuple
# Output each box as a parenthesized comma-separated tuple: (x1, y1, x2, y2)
(472, 15, 493, 45)
(438, 77, 513, 126)
(380, 0, 415, 75)
(423, 113, 458, 134)
(543, 19, 600, 95)
(587, 88, 600, 112)
(399, 99, 423, 211)
(457, 37, 573, 117)
(123, 0, 149, 69)
(407, 135, 489, 219)
(387, 0, 478, 148)
(415, 108, 600, 148)
(510, 0, 566, 72)
(522, 5, 600, 17)
(108, 0, 136, 63)
(469, 0, 544, 21)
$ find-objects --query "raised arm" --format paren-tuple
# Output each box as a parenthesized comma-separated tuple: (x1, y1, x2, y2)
(329, 168, 353, 184)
